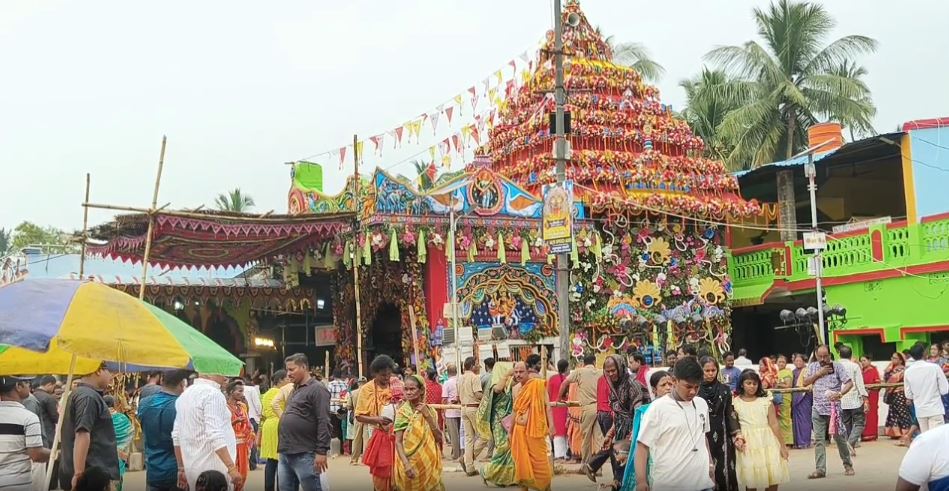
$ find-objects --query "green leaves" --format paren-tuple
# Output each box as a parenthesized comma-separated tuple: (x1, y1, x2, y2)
(684, 0, 877, 169)
(214, 188, 256, 213)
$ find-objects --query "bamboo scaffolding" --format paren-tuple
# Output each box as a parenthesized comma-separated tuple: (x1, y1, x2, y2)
(138, 136, 167, 300)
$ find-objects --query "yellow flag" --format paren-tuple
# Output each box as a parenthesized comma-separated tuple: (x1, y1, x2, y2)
(453, 94, 464, 110)
(428, 146, 436, 162)
(495, 69, 503, 85)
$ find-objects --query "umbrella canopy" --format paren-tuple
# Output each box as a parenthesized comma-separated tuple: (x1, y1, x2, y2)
(0, 279, 243, 376)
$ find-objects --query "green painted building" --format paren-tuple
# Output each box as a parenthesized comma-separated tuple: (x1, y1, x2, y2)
(727, 118, 949, 360)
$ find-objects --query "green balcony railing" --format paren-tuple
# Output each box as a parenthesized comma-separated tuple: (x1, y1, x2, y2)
(728, 214, 949, 303)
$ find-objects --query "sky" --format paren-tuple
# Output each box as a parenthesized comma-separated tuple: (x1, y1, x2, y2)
(2, 0, 947, 233)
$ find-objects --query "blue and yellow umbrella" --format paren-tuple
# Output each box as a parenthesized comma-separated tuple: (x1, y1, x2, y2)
(0, 279, 243, 376)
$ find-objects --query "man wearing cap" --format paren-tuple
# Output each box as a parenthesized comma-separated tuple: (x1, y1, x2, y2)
(0, 376, 51, 491)
(60, 364, 119, 491)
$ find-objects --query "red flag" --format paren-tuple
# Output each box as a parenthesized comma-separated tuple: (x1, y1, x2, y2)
(508, 59, 517, 75)
(339, 146, 347, 168)
(444, 106, 454, 124)
(506, 79, 515, 98)
(394, 126, 404, 145)
(452, 134, 462, 153)
(370, 134, 384, 155)
(472, 126, 481, 144)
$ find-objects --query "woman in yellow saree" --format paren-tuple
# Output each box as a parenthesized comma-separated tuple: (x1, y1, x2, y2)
(510, 356, 554, 491)
(394, 375, 445, 491)
(476, 362, 516, 486)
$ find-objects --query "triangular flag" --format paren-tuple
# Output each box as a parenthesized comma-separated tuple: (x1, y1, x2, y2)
(441, 154, 452, 168)
(439, 138, 450, 157)
(488, 87, 498, 105)
(519, 51, 530, 64)
(482, 78, 491, 93)
(444, 106, 454, 124)
(370, 134, 384, 156)
(339, 146, 348, 167)
(428, 146, 437, 162)
(453, 94, 464, 115)
(395, 126, 405, 146)
(461, 125, 472, 144)
(506, 79, 515, 98)
(468, 86, 476, 98)
(355, 141, 364, 161)
(495, 69, 503, 86)
(430, 109, 441, 134)
(471, 126, 481, 145)
(508, 59, 517, 75)
(452, 134, 462, 153)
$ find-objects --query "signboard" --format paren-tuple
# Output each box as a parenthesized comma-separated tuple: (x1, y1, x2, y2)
(832, 216, 892, 234)
(495, 342, 511, 360)
(543, 181, 574, 254)
(313, 324, 337, 346)
(803, 232, 827, 251)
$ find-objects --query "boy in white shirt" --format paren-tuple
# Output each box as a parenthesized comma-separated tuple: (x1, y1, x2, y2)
(904, 343, 949, 433)
(635, 357, 715, 491)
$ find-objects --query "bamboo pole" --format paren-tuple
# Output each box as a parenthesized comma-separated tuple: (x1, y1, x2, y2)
(78, 174, 91, 279)
(324, 350, 330, 379)
(46, 173, 93, 489)
(138, 136, 167, 300)
(352, 134, 365, 379)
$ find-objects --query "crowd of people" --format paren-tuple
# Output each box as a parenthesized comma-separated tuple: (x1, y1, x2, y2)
(0, 339, 947, 491)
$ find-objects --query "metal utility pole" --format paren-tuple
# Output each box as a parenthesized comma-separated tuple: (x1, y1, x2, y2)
(804, 154, 827, 346)
(553, 0, 571, 363)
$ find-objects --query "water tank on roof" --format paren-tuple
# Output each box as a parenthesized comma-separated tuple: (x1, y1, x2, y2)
(808, 122, 844, 153)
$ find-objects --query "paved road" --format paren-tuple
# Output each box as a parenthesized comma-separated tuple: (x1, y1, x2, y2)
(122, 439, 908, 490)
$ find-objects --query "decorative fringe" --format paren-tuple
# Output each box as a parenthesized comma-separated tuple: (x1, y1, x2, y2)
(342, 240, 352, 270)
(498, 233, 506, 264)
(388, 228, 399, 262)
(570, 235, 579, 268)
(417, 229, 427, 264)
(520, 238, 530, 266)
(323, 242, 337, 269)
(302, 251, 312, 276)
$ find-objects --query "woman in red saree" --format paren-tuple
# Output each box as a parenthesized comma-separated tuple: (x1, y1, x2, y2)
(357, 355, 396, 491)
(226, 380, 254, 491)
(860, 356, 881, 441)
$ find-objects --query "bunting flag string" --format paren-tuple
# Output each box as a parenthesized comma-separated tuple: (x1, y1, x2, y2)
(290, 44, 540, 172)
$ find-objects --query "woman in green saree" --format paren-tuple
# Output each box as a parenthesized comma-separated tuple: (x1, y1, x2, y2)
(476, 362, 516, 487)
(105, 395, 134, 491)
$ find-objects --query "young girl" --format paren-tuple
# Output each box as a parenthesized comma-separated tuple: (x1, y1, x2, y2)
(618, 370, 674, 491)
(394, 375, 445, 491)
(733, 370, 790, 491)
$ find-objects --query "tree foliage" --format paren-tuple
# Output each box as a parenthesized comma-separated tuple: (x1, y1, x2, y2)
(10, 222, 75, 253)
(598, 28, 665, 83)
(698, 0, 877, 168)
(214, 188, 256, 213)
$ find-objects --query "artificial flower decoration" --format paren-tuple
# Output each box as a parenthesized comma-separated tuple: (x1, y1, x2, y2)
(632, 281, 662, 310)
(698, 277, 726, 305)
(646, 237, 672, 265)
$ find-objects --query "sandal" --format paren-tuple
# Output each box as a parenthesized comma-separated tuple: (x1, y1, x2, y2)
(808, 470, 826, 479)
(845, 467, 855, 477)
(582, 464, 597, 483)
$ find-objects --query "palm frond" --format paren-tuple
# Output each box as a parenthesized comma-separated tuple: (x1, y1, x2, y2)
(612, 42, 665, 82)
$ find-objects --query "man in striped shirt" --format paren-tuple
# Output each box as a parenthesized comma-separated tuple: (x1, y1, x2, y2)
(0, 376, 50, 491)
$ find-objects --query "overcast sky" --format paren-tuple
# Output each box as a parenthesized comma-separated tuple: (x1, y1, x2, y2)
(2, 0, 947, 233)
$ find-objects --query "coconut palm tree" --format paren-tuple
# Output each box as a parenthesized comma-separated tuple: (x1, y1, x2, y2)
(598, 27, 665, 83)
(679, 68, 749, 167)
(214, 188, 255, 212)
(705, 0, 877, 167)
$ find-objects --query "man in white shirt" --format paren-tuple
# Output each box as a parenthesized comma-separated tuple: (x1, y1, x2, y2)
(734, 348, 753, 368)
(173, 373, 242, 490)
(636, 357, 715, 491)
(837, 345, 868, 449)
(895, 423, 949, 491)
(0, 376, 50, 491)
(904, 343, 949, 433)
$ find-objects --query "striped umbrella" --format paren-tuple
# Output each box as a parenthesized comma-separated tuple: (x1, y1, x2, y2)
(0, 279, 243, 376)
